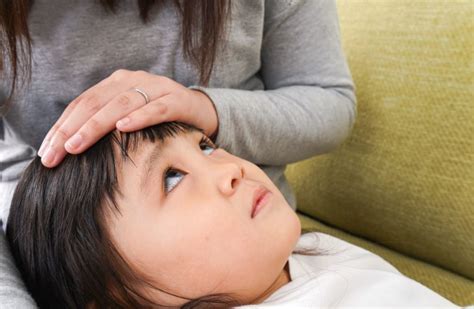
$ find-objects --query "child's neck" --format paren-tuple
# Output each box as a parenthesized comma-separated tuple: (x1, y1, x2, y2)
(251, 261, 291, 304)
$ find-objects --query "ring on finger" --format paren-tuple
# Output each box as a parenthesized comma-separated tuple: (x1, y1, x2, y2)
(133, 88, 150, 104)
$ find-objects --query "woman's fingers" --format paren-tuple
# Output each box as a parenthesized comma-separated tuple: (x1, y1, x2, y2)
(116, 95, 180, 132)
(40, 89, 149, 167)
(115, 88, 216, 138)
(40, 94, 113, 167)
(38, 76, 115, 157)
(39, 70, 157, 168)
(64, 89, 148, 153)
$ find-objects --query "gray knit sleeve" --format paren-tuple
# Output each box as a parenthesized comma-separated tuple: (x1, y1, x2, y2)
(0, 231, 37, 308)
(191, 0, 356, 165)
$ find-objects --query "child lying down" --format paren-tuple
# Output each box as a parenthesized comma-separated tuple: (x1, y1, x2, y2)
(6, 122, 458, 308)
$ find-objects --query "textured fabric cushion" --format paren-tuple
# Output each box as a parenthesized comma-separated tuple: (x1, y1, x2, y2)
(286, 0, 473, 281)
(297, 212, 474, 307)
(0, 230, 37, 308)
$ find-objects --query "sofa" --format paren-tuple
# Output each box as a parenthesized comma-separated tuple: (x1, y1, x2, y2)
(285, 0, 473, 306)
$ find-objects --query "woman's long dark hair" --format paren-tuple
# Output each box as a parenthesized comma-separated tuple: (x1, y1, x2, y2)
(6, 121, 324, 308)
(0, 0, 231, 114)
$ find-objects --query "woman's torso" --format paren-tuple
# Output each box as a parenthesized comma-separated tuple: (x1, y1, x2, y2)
(2, 0, 265, 152)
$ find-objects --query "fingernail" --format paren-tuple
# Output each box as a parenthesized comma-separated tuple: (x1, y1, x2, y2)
(117, 117, 130, 128)
(38, 141, 48, 157)
(42, 147, 56, 166)
(66, 134, 82, 150)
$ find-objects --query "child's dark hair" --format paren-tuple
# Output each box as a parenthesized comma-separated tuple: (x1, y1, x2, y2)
(6, 121, 322, 308)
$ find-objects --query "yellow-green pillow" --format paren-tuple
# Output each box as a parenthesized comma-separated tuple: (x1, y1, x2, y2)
(286, 0, 473, 279)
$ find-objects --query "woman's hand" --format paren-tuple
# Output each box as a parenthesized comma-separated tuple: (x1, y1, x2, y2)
(38, 69, 218, 168)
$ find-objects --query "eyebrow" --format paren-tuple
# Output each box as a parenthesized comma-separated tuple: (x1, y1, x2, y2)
(140, 143, 164, 191)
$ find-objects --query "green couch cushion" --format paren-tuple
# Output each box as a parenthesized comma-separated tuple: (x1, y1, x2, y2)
(297, 212, 474, 307)
(286, 0, 473, 281)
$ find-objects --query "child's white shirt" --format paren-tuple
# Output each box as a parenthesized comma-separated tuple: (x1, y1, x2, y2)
(241, 232, 459, 308)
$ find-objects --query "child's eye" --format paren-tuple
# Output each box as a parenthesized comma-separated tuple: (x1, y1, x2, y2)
(200, 144, 215, 155)
(163, 168, 185, 194)
(199, 135, 217, 155)
(163, 135, 218, 194)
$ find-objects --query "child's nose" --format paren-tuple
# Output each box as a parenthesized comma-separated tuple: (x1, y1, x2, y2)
(214, 161, 244, 196)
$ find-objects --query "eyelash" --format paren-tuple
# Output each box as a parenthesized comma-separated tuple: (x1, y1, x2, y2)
(161, 135, 218, 195)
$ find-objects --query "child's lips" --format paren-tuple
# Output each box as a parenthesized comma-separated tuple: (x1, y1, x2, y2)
(251, 185, 272, 218)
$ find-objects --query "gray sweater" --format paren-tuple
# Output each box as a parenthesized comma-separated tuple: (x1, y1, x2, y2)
(0, 0, 356, 306)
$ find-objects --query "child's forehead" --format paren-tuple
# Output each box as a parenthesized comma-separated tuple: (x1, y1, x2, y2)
(142, 129, 202, 150)
(114, 129, 203, 162)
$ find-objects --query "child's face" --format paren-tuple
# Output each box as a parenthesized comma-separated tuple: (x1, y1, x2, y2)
(106, 130, 301, 306)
